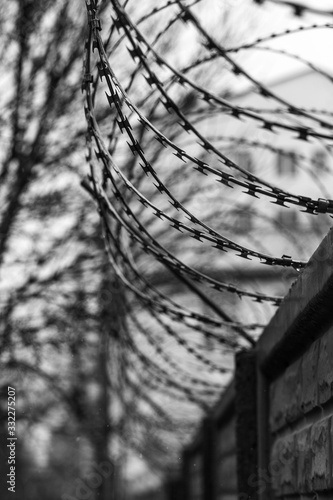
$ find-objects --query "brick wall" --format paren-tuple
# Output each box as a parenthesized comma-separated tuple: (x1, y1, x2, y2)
(269, 325, 333, 498)
(257, 229, 333, 500)
(164, 230, 333, 500)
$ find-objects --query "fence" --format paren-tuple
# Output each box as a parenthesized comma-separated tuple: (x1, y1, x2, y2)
(163, 228, 333, 500)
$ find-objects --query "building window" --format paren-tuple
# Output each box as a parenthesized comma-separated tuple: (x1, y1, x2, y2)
(276, 150, 297, 175)
(277, 209, 298, 229)
(312, 149, 329, 172)
(228, 148, 254, 174)
(234, 205, 252, 233)
(236, 150, 254, 174)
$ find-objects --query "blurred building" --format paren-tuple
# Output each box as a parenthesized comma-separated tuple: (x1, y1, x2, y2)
(150, 69, 333, 338)
(191, 67, 333, 307)
(216, 68, 333, 253)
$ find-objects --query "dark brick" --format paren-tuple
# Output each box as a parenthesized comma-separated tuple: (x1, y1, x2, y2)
(301, 341, 319, 414)
(270, 357, 302, 432)
(310, 418, 331, 491)
(271, 433, 297, 496)
(317, 327, 333, 406)
(295, 425, 313, 493)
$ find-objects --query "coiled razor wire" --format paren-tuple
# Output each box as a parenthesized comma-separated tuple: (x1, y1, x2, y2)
(82, 0, 333, 470)
(252, 0, 333, 18)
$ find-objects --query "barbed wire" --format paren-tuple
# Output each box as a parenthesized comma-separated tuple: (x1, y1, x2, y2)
(175, 1, 333, 127)
(225, 22, 333, 52)
(82, 166, 285, 305)
(127, 311, 226, 390)
(100, 202, 269, 328)
(87, 4, 333, 222)
(82, 0, 333, 477)
(249, 45, 333, 83)
(124, 334, 215, 409)
(252, 0, 333, 18)
(84, 81, 308, 273)
(116, 312, 216, 409)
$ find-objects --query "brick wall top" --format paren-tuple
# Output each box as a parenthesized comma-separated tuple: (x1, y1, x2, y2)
(257, 229, 333, 378)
